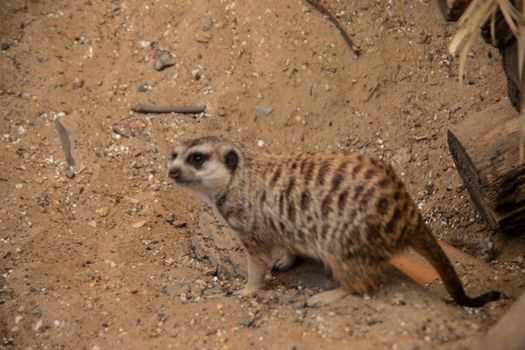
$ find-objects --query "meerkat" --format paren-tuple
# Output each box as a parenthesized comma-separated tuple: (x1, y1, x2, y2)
(167, 136, 501, 307)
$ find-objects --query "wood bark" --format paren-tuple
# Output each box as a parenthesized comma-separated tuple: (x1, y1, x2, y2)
(448, 101, 525, 234)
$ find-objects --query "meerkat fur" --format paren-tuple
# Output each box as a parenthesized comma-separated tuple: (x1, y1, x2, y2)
(167, 136, 500, 307)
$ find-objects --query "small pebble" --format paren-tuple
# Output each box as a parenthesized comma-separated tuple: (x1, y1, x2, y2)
(194, 32, 212, 43)
(63, 167, 76, 179)
(191, 69, 201, 80)
(154, 50, 176, 71)
(217, 107, 227, 117)
(33, 319, 43, 331)
(137, 84, 148, 92)
(112, 125, 131, 138)
(96, 207, 109, 217)
(255, 105, 273, 117)
(132, 220, 147, 229)
(72, 78, 85, 89)
(0, 43, 9, 50)
(425, 182, 434, 195)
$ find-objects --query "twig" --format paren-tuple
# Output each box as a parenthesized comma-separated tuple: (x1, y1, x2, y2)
(131, 104, 206, 114)
(516, 1, 525, 164)
(53, 118, 75, 166)
(518, 84, 525, 164)
(305, 0, 360, 57)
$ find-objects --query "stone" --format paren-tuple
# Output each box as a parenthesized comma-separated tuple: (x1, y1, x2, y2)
(255, 105, 273, 117)
(63, 167, 76, 179)
(72, 78, 85, 89)
(154, 50, 176, 71)
(33, 319, 43, 331)
(191, 69, 202, 81)
(132, 220, 147, 229)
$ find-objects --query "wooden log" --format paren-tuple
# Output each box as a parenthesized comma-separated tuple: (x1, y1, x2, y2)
(436, 0, 471, 21)
(447, 101, 525, 235)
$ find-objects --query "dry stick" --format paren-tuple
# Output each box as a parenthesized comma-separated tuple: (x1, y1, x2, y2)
(305, 0, 360, 57)
(516, 0, 525, 163)
(131, 104, 206, 114)
(518, 76, 525, 163)
(53, 118, 75, 166)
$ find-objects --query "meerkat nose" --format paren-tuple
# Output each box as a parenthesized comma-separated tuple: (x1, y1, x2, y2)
(168, 167, 181, 179)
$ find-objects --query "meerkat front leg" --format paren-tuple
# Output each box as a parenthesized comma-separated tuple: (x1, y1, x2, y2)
(234, 252, 268, 297)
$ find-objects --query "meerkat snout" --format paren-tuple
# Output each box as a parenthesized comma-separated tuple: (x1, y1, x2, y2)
(168, 166, 181, 180)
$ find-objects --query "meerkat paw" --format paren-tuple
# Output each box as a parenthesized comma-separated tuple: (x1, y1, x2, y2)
(270, 252, 297, 275)
(306, 288, 348, 307)
(232, 285, 260, 297)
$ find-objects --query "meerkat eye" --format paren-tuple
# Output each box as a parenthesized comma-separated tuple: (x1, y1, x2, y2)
(171, 151, 178, 160)
(187, 152, 208, 167)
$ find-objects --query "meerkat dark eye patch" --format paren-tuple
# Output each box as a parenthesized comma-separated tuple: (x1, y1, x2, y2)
(171, 151, 178, 160)
(224, 149, 239, 172)
(186, 152, 209, 168)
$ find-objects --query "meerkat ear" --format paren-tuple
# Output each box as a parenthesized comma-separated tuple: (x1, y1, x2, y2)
(224, 149, 239, 172)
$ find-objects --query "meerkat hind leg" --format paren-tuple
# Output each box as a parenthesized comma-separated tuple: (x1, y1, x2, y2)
(270, 247, 296, 275)
(233, 253, 268, 297)
(306, 287, 348, 307)
(306, 257, 388, 307)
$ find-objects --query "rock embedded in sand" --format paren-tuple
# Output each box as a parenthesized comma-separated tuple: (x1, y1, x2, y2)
(154, 50, 176, 71)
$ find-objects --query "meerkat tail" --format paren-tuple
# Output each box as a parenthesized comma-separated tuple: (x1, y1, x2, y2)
(409, 218, 501, 308)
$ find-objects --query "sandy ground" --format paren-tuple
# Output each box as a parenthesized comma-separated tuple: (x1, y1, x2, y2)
(1, 0, 525, 349)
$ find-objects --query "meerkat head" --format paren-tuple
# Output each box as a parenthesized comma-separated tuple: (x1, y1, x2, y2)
(167, 136, 241, 199)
